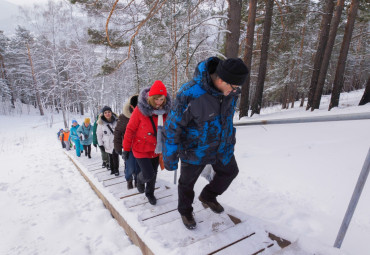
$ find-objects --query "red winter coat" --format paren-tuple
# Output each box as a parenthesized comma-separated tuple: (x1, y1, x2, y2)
(123, 107, 167, 158)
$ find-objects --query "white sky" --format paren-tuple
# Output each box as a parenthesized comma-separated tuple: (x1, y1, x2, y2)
(7, 0, 62, 6)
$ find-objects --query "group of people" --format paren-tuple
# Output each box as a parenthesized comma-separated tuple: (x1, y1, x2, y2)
(58, 57, 249, 230)
(58, 118, 93, 157)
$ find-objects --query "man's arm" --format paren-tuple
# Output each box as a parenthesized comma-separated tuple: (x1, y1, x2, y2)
(163, 94, 192, 170)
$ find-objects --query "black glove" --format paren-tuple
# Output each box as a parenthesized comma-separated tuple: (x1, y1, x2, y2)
(115, 149, 122, 155)
(93, 144, 97, 148)
(122, 151, 129, 160)
(99, 145, 105, 152)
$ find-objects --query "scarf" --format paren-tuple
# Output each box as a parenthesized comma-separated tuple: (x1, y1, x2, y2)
(153, 109, 165, 154)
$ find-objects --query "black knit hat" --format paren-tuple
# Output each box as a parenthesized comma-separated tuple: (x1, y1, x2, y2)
(101, 105, 112, 113)
(216, 58, 249, 86)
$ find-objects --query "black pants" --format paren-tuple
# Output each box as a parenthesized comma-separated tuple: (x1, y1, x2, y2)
(108, 151, 119, 173)
(178, 155, 239, 215)
(136, 157, 159, 196)
(83, 144, 91, 156)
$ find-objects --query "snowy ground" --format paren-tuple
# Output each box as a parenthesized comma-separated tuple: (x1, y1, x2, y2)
(0, 90, 369, 255)
(0, 113, 141, 253)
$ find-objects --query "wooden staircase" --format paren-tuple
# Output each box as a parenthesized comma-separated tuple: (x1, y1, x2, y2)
(64, 150, 293, 255)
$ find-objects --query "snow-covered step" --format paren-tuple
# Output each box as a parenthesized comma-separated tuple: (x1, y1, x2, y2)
(103, 176, 125, 187)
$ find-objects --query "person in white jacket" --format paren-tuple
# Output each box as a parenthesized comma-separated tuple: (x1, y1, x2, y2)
(97, 106, 119, 176)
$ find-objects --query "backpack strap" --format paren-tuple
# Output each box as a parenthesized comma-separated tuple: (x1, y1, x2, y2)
(107, 124, 114, 134)
(149, 116, 157, 138)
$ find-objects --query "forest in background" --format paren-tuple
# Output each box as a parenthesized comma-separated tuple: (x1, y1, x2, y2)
(0, 0, 369, 127)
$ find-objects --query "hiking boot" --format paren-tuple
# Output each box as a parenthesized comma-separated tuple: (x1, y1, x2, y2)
(199, 195, 224, 214)
(127, 180, 133, 190)
(110, 170, 115, 175)
(102, 162, 106, 168)
(88, 154, 91, 159)
(137, 181, 145, 194)
(114, 170, 119, 176)
(181, 214, 196, 230)
(147, 194, 157, 205)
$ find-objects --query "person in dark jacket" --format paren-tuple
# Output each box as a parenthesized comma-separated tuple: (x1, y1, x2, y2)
(162, 57, 248, 230)
(93, 115, 109, 168)
(114, 94, 140, 189)
(122, 81, 171, 205)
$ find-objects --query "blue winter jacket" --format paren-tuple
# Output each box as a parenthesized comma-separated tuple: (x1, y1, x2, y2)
(163, 57, 239, 170)
(70, 124, 80, 142)
(77, 124, 93, 145)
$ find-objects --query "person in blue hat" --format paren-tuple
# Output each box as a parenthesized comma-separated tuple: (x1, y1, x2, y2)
(70, 120, 84, 157)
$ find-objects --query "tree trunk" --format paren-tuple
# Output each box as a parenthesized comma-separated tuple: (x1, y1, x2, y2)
(0, 54, 16, 108)
(250, 0, 274, 116)
(329, 0, 359, 110)
(306, 0, 335, 110)
(312, 0, 345, 111)
(132, 39, 140, 94)
(239, 0, 257, 119)
(295, 3, 309, 108)
(80, 102, 84, 115)
(300, 93, 305, 107)
(26, 43, 44, 116)
(359, 77, 370, 106)
(225, 0, 242, 58)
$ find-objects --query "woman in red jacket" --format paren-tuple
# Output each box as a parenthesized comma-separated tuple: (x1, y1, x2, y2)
(122, 80, 171, 205)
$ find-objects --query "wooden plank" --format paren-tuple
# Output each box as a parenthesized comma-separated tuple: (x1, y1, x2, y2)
(180, 220, 269, 255)
(141, 202, 206, 228)
(122, 186, 167, 207)
(103, 176, 125, 187)
(212, 233, 278, 255)
(152, 208, 237, 250)
(89, 168, 107, 174)
(97, 172, 124, 182)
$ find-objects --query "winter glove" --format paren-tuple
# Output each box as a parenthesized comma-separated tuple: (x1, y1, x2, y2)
(99, 145, 105, 152)
(115, 149, 122, 155)
(93, 144, 97, 148)
(122, 151, 129, 161)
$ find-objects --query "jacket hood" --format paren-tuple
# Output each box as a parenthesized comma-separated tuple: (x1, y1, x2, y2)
(97, 112, 118, 125)
(122, 94, 138, 118)
(138, 87, 172, 116)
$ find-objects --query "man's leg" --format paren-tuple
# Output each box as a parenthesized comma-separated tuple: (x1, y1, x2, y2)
(200, 155, 239, 202)
(178, 162, 205, 216)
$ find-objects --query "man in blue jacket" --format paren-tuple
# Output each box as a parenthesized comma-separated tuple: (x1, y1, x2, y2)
(163, 57, 248, 230)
